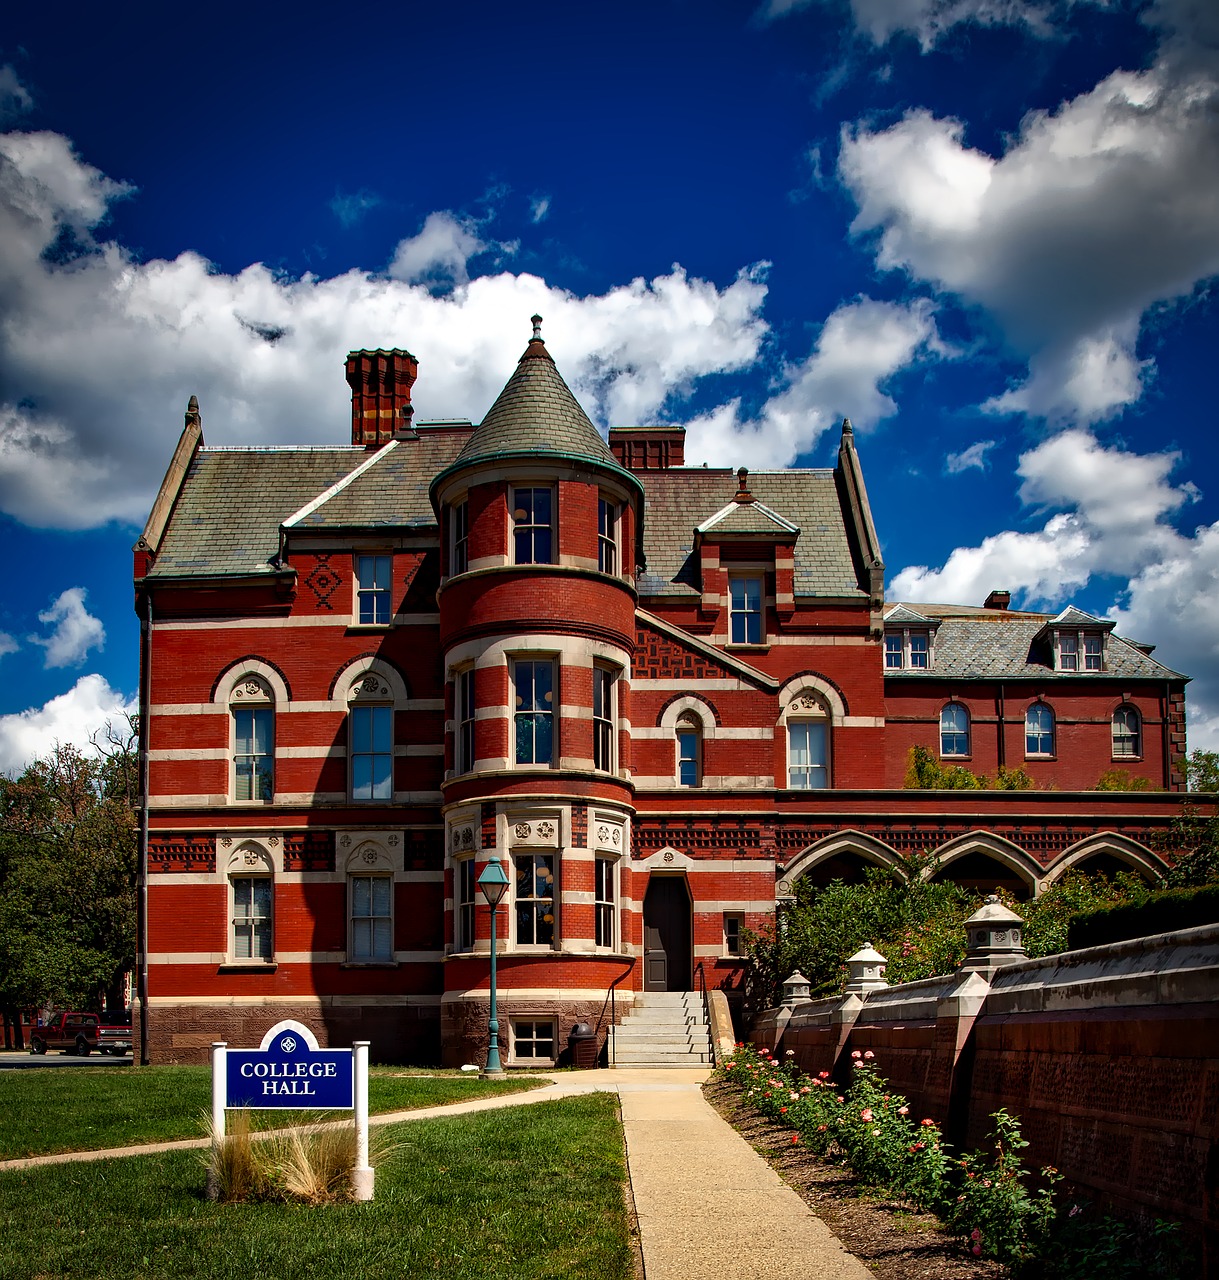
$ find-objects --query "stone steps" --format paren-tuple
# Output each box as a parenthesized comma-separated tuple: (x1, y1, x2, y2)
(611, 992, 713, 1069)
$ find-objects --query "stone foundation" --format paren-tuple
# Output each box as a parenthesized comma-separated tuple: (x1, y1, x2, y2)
(441, 998, 616, 1069)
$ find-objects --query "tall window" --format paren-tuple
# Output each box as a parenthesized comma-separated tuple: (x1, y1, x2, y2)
(1059, 633, 1078, 671)
(451, 500, 469, 576)
(724, 912, 744, 957)
(356, 554, 392, 625)
(1113, 705, 1142, 758)
(457, 668, 475, 774)
(351, 704, 393, 799)
(593, 666, 614, 772)
(512, 487, 553, 565)
(1083, 634, 1103, 671)
(515, 853, 555, 946)
(514, 660, 554, 765)
(232, 876, 272, 961)
(729, 577, 762, 644)
(940, 703, 970, 757)
(233, 706, 274, 801)
(909, 633, 928, 668)
(1025, 703, 1055, 756)
(349, 875, 392, 962)
(598, 497, 618, 575)
(456, 857, 476, 950)
(788, 720, 828, 789)
(595, 856, 616, 948)
(677, 716, 701, 787)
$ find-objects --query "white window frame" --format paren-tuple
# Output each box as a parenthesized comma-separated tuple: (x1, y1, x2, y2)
(884, 628, 931, 670)
(456, 667, 476, 775)
(231, 874, 273, 963)
(512, 658, 556, 767)
(348, 873, 394, 963)
(598, 496, 618, 575)
(676, 715, 702, 788)
(1112, 705, 1142, 759)
(355, 553, 393, 626)
(787, 718, 829, 789)
(1025, 702, 1055, 757)
(511, 485, 554, 565)
(350, 703, 394, 800)
(229, 677, 275, 804)
(455, 856, 477, 951)
(728, 575, 764, 645)
(511, 1017, 557, 1066)
(723, 912, 745, 957)
(513, 851, 557, 948)
(595, 855, 618, 950)
(451, 499, 469, 576)
(940, 703, 971, 758)
(1054, 629, 1104, 673)
(593, 664, 615, 773)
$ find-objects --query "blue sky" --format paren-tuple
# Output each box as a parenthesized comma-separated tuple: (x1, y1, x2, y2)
(1, 0, 1217, 770)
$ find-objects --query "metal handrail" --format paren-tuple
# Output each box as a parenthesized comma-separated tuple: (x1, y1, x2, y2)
(695, 961, 715, 1067)
(595, 958, 636, 1067)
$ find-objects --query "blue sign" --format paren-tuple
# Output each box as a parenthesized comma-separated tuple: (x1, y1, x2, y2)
(225, 1023, 354, 1110)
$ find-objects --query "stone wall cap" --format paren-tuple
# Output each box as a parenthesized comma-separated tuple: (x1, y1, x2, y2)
(965, 894, 1024, 927)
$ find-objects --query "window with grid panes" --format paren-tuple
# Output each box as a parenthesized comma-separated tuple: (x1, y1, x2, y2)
(940, 703, 970, 757)
(356, 555, 392, 625)
(232, 876, 272, 961)
(515, 853, 555, 946)
(351, 704, 393, 799)
(677, 718, 701, 787)
(788, 720, 828, 789)
(457, 668, 475, 774)
(512, 487, 553, 564)
(456, 857, 476, 950)
(1026, 703, 1055, 756)
(451, 500, 468, 575)
(512, 1019, 556, 1061)
(1112, 706, 1141, 758)
(233, 707, 273, 801)
(514, 660, 554, 765)
(598, 496, 617, 574)
(595, 856, 616, 948)
(593, 666, 614, 771)
(729, 576, 762, 644)
(349, 875, 392, 961)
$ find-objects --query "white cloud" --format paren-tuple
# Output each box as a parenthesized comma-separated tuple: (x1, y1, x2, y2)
(892, 427, 1196, 602)
(839, 25, 1219, 423)
(0, 674, 135, 775)
(330, 189, 382, 228)
(0, 65, 33, 123)
(0, 130, 772, 529)
(28, 586, 106, 668)
(759, 0, 1092, 46)
(945, 439, 997, 473)
(387, 211, 489, 287)
(530, 195, 551, 223)
(685, 296, 943, 468)
(0, 632, 17, 658)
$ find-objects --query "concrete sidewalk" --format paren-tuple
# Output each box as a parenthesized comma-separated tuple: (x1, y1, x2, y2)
(2, 1068, 875, 1278)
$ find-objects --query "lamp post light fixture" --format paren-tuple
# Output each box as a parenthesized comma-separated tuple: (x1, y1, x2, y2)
(477, 853, 510, 1076)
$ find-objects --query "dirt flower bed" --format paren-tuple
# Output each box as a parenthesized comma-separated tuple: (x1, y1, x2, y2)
(704, 1077, 1008, 1280)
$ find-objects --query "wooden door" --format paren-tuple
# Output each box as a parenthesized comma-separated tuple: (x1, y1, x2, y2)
(642, 876, 691, 991)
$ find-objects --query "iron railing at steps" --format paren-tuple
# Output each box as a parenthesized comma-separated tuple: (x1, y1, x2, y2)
(695, 961, 715, 1068)
(596, 959, 636, 1067)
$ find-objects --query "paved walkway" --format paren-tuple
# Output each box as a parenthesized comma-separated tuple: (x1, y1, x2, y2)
(2, 1068, 874, 1279)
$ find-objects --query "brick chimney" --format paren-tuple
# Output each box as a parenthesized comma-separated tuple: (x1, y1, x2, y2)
(346, 349, 419, 448)
(984, 589, 1011, 610)
(609, 426, 685, 471)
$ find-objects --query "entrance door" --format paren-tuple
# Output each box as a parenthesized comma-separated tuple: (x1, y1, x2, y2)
(642, 876, 692, 992)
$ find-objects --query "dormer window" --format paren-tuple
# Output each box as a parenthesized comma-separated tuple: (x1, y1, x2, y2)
(884, 628, 930, 670)
(1055, 629, 1104, 672)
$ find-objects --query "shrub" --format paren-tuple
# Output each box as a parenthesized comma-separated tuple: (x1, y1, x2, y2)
(903, 746, 1035, 791)
(1095, 768, 1153, 791)
(1066, 882, 1219, 949)
(1019, 870, 1148, 958)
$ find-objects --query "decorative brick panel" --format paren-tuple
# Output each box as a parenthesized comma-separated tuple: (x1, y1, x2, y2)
(149, 834, 215, 873)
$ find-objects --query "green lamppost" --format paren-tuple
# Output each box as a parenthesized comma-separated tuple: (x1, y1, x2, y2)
(477, 854, 510, 1076)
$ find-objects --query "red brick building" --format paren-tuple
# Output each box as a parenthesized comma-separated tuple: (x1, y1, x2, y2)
(134, 320, 1190, 1065)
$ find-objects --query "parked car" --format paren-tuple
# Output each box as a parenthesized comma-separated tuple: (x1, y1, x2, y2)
(97, 1011, 133, 1056)
(29, 1012, 100, 1056)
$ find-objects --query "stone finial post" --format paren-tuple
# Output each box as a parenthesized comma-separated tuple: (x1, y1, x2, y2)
(782, 970, 811, 1005)
(844, 943, 888, 995)
(961, 895, 1027, 972)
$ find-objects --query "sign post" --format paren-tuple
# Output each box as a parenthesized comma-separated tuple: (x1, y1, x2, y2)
(209, 1020, 372, 1201)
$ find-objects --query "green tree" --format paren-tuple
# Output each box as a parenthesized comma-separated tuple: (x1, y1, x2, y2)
(1186, 749, 1219, 793)
(0, 722, 137, 1043)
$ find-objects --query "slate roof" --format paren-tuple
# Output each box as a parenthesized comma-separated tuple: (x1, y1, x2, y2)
(447, 336, 619, 472)
(147, 447, 362, 578)
(884, 603, 1185, 681)
(637, 468, 865, 598)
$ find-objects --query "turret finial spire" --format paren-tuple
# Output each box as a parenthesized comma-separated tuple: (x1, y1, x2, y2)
(531, 314, 543, 342)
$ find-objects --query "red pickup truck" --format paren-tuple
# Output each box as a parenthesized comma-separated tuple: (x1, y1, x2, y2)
(29, 1012, 132, 1057)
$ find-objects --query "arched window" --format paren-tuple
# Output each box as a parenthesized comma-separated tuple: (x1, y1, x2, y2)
(786, 692, 830, 790)
(1025, 702, 1055, 757)
(676, 714, 702, 787)
(346, 672, 397, 800)
(940, 703, 970, 757)
(230, 676, 274, 802)
(1112, 705, 1142, 758)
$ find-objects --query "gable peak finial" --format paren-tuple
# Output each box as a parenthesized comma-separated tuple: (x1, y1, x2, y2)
(531, 314, 543, 342)
(841, 416, 853, 437)
(185, 395, 201, 428)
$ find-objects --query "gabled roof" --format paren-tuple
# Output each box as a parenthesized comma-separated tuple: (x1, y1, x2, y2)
(696, 499, 800, 537)
(883, 603, 1185, 681)
(1045, 605, 1116, 632)
(636, 468, 866, 598)
(883, 604, 934, 626)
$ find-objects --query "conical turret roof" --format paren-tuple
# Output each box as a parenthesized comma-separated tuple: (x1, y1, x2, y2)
(450, 317, 618, 471)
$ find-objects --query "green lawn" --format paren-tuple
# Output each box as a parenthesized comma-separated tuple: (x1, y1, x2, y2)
(0, 1095, 633, 1280)
(0, 1066, 545, 1159)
